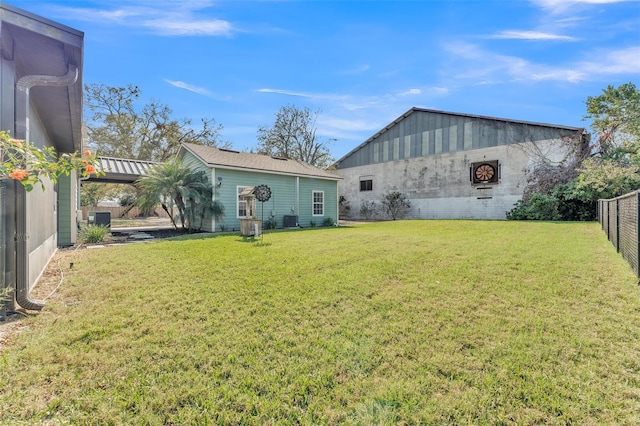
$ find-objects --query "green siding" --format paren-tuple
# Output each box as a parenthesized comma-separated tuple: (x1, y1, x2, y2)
(179, 148, 339, 232)
(57, 173, 76, 246)
(298, 178, 338, 227)
(214, 169, 337, 231)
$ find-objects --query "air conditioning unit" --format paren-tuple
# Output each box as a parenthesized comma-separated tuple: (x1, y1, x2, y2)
(88, 211, 111, 229)
(283, 215, 298, 228)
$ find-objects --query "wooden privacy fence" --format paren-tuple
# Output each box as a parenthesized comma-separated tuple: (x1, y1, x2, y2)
(599, 190, 640, 277)
(80, 205, 171, 220)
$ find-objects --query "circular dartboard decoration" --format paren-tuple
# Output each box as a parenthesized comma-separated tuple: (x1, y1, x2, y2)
(474, 163, 496, 182)
(254, 184, 272, 202)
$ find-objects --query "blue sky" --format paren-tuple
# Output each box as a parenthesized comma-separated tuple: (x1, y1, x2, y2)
(8, 0, 640, 160)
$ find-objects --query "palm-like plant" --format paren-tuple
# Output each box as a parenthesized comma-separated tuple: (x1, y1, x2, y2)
(136, 159, 223, 231)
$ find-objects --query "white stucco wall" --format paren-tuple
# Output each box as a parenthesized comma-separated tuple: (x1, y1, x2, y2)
(338, 139, 571, 220)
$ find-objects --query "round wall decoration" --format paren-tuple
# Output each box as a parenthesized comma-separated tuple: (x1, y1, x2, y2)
(254, 184, 272, 202)
(474, 163, 496, 182)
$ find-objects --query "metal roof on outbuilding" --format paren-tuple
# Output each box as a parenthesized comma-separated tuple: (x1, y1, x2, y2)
(89, 157, 158, 183)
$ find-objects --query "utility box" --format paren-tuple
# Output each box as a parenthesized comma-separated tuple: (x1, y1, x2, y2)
(87, 211, 111, 229)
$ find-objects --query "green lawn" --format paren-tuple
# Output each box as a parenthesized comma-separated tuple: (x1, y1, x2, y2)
(1, 221, 639, 425)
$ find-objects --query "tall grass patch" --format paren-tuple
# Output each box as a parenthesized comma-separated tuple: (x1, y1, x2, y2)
(1, 221, 639, 424)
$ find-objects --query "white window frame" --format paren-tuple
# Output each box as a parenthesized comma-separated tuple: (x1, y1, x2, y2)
(237, 186, 249, 218)
(312, 190, 324, 216)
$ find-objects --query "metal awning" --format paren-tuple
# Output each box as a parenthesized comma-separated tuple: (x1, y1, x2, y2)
(87, 157, 159, 184)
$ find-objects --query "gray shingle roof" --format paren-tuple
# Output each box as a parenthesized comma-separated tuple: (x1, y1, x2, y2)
(181, 143, 341, 180)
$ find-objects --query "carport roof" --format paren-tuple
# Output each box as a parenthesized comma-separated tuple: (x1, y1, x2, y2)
(89, 157, 158, 184)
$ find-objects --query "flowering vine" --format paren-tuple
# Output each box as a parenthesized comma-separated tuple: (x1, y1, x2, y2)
(0, 130, 101, 192)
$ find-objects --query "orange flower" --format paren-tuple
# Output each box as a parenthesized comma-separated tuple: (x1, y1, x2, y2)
(10, 139, 23, 147)
(83, 150, 91, 157)
(82, 160, 89, 165)
(85, 165, 96, 174)
(9, 169, 28, 180)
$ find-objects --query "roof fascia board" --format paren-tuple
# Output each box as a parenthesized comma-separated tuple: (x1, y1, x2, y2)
(0, 3, 84, 47)
(212, 164, 342, 181)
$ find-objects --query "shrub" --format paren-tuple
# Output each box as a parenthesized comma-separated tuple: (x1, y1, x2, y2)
(360, 200, 377, 220)
(79, 224, 110, 243)
(264, 217, 277, 230)
(506, 194, 561, 220)
(381, 191, 411, 220)
(322, 217, 334, 227)
(309, 220, 316, 228)
(339, 196, 351, 218)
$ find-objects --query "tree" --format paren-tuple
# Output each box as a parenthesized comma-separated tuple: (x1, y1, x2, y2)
(256, 105, 335, 168)
(583, 82, 640, 160)
(578, 82, 640, 199)
(135, 159, 223, 231)
(508, 82, 640, 220)
(381, 191, 411, 220)
(85, 83, 229, 162)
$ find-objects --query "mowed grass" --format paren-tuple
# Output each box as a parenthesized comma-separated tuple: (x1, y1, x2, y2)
(1, 220, 639, 425)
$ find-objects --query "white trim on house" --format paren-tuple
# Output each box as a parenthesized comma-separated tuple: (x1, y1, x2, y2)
(312, 190, 324, 216)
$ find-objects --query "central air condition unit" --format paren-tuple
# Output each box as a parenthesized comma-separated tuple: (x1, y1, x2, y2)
(283, 215, 298, 228)
(88, 211, 111, 229)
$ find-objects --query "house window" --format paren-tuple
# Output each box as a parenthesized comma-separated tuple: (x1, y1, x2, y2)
(237, 186, 248, 218)
(312, 191, 324, 216)
(360, 179, 373, 191)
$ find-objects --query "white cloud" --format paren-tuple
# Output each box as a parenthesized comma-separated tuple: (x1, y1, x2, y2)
(339, 64, 371, 75)
(399, 88, 422, 96)
(532, 0, 632, 14)
(489, 30, 576, 41)
(51, 2, 235, 37)
(257, 88, 349, 103)
(164, 79, 211, 96)
(444, 42, 640, 84)
(144, 19, 233, 36)
(579, 46, 640, 75)
(257, 88, 312, 98)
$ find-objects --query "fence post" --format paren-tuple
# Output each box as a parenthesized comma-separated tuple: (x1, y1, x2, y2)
(637, 192, 640, 275)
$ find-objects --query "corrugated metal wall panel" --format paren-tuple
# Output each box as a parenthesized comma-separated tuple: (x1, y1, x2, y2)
(338, 110, 581, 170)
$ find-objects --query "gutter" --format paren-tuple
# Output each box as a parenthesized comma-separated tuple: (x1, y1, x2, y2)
(13, 65, 78, 311)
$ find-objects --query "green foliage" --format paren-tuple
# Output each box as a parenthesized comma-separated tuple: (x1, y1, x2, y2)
(79, 224, 110, 243)
(309, 220, 316, 228)
(338, 195, 351, 218)
(381, 191, 411, 220)
(584, 81, 640, 159)
(256, 105, 335, 168)
(136, 159, 223, 231)
(360, 200, 378, 220)
(578, 82, 640, 200)
(264, 217, 278, 230)
(84, 83, 229, 162)
(119, 193, 136, 207)
(507, 194, 561, 220)
(550, 181, 597, 221)
(0, 131, 101, 192)
(508, 181, 597, 221)
(322, 217, 334, 227)
(578, 157, 640, 199)
(1, 221, 638, 424)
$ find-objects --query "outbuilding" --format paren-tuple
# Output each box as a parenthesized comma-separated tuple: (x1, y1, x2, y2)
(335, 107, 589, 220)
(178, 143, 341, 232)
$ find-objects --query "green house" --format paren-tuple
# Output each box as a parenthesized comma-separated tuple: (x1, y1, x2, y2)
(177, 143, 341, 232)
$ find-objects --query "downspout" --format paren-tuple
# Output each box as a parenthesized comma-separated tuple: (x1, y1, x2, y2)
(14, 66, 78, 311)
